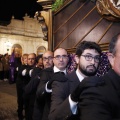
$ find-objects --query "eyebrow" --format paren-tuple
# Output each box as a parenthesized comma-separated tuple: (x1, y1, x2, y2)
(84, 53, 100, 55)
(28, 58, 35, 59)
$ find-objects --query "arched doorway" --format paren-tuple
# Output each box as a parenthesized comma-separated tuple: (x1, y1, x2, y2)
(12, 44, 22, 56)
(37, 46, 46, 55)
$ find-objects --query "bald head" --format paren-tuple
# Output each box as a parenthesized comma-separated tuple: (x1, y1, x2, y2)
(54, 48, 68, 56)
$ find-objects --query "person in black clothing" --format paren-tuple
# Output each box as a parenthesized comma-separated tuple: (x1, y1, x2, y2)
(49, 41, 102, 120)
(16, 53, 28, 120)
(16, 53, 36, 120)
(0, 55, 4, 81)
(35, 48, 69, 120)
(35, 54, 43, 69)
(30, 54, 43, 79)
(24, 51, 54, 120)
(32, 51, 54, 120)
(24, 54, 43, 120)
(14, 53, 22, 82)
(79, 33, 120, 120)
(22, 53, 36, 120)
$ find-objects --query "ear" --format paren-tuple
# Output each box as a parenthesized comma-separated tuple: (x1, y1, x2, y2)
(74, 55, 79, 64)
(107, 53, 114, 67)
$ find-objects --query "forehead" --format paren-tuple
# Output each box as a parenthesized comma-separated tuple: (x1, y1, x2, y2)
(38, 57, 42, 60)
(54, 48, 67, 56)
(28, 54, 35, 58)
(82, 49, 100, 55)
(43, 52, 53, 57)
(23, 56, 28, 59)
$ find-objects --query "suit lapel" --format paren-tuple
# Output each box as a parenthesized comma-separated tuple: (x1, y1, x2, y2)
(67, 71, 80, 93)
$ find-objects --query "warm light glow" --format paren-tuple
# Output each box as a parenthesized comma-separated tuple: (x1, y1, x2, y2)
(4, 41, 12, 47)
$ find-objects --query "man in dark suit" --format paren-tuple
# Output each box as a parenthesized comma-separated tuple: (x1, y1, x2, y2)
(24, 51, 54, 120)
(21, 53, 36, 120)
(79, 33, 120, 120)
(16, 53, 36, 120)
(35, 48, 69, 120)
(49, 41, 102, 120)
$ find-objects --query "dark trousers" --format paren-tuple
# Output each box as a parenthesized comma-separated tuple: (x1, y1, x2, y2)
(4, 70, 9, 79)
(24, 94, 35, 120)
(16, 85, 24, 119)
(0, 71, 4, 80)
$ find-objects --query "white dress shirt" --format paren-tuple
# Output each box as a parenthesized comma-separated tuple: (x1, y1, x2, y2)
(46, 66, 67, 93)
(69, 69, 84, 114)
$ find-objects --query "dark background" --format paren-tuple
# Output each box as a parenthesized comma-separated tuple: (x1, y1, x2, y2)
(0, 0, 43, 24)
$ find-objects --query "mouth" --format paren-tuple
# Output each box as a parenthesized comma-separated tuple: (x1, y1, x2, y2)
(87, 65, 96, 71)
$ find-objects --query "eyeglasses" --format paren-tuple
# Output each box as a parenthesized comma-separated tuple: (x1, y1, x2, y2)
(43, 56, 53, 61)
(54, 55, 68, 60)
(81, 55, 100, 63)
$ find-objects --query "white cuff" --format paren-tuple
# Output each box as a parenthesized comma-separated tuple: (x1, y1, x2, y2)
(22, 69, 26, 76)
(45, 82, 52, 93)
(69, 95, 78, 114)
(29, 69, 33, 77)
(16, 67, 18, 71)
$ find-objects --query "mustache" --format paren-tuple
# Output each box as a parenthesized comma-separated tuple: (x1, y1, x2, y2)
(87, 65, 96, 70)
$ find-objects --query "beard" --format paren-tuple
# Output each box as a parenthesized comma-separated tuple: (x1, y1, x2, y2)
(79, 64, 98, 76)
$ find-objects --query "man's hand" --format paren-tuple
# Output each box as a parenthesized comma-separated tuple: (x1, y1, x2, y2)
(71, 77, 104, 102)
(47, 72, 67, 89)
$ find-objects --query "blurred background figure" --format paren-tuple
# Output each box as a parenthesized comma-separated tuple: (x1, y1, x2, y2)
(2, 53, 10, 81)
(0, 54, 4, 81)
(14, 53, 22, 82)
(35, 54, 43, 69)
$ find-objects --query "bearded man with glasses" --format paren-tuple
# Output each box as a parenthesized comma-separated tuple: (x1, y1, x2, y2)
(49, 41, 103, 120)
(79, 33, 120, 120)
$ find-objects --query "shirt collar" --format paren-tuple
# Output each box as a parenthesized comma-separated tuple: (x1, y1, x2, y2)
(76, 69, 84, 82)
(53, 66, 67, 75)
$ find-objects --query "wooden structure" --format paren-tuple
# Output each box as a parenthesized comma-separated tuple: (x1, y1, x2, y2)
(52, 0, 120, 52)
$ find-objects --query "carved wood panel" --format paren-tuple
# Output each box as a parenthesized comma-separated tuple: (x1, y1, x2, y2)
(53, 0, 120, 52)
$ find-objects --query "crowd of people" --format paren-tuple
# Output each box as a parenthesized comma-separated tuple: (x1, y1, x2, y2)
(0, 53, 11, 82)
(1, 32, 120, 120)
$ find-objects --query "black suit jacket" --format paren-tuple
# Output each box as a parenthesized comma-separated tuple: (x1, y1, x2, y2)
(16, 64, 29, 88)
(35, 67, 54, 120)
(24, 67, 43, 120)
(80, 69, 120, 120)
(49, 71, 80, 120)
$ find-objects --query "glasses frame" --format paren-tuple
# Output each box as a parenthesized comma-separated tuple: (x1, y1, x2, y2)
(43, 56, 53, 61)
(54, 55, 68, 60)
(81, 54, 100, 63)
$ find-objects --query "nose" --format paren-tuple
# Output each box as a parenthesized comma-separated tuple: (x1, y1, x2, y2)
(59, 56, 63, 61)
(46, 58, 49, 62)
(91, 58, 95, 64)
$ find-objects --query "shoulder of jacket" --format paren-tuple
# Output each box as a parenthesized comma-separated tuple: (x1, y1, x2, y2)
(67, 70, 76, 78)
(43, 67, 53, 72)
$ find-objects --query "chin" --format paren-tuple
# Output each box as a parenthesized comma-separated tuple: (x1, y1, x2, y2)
(88, 72, 96, 76)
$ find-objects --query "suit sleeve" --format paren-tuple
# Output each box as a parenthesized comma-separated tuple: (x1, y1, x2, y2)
(36, 70, 49, 100)
(79, 86, 112, 120)
(49, 80, 74, 120)
(33, 98, 45, 120)
(24, 75, 40, 95)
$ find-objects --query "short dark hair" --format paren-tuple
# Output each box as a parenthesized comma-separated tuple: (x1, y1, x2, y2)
(36, 54, 43, 63)
(109, 33, 120, 55)
(75, 41, 101, 57)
